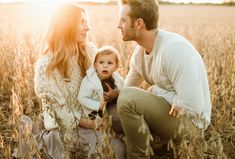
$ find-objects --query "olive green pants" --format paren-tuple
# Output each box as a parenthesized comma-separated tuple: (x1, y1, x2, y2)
(117, 87, 179, 159)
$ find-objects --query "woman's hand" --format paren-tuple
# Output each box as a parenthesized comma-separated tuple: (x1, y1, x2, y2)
(79, 118, 95, 129)
(103, 83, 119, 102)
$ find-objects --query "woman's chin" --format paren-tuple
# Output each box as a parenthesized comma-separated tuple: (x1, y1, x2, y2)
(78, 40, 87, 46)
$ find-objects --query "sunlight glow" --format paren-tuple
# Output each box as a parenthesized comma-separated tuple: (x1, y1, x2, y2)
(31, 1, 66, 19)
(0, 0, 108, 24)
(0, 0, 110, 3)
(0, 0, 226, 4)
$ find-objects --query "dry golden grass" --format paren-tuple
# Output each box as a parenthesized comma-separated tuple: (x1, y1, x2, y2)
(0, 3, 234, 158)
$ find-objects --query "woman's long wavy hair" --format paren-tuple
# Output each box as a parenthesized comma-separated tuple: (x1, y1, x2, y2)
(42, 4, 91, 79)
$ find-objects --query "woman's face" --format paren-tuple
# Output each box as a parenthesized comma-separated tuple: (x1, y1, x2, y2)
(77, 12, 89, 44)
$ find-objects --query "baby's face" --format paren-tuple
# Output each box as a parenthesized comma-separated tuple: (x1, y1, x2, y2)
(94, 54, 118, 80)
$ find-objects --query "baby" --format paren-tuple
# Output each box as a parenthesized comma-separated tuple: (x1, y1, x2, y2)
(78, 46, 124, 134)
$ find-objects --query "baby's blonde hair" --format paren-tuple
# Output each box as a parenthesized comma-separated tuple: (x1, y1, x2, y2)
(94, 46, 120, 67)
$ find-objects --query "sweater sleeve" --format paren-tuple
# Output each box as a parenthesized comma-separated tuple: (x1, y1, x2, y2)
(124, 48, 144, 87)
(77, 76, 100, 113)
(151, 86, 176, 105)
(34, 57, 66, 105)
(163, 43, 205, 116)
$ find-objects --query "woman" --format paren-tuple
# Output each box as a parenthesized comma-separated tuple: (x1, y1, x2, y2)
(16, 4, 125, 159)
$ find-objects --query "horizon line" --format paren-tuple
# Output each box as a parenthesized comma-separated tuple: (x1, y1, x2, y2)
(1, 0, 234, 4)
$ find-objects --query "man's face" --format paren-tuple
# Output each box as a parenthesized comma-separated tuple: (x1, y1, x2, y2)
(118, 4, 137, 41)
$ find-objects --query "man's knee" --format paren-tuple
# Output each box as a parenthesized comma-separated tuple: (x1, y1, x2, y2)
(117, 87, 137, 115)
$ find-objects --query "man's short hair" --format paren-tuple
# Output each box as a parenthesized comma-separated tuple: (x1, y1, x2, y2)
(119, 0, 159, 30)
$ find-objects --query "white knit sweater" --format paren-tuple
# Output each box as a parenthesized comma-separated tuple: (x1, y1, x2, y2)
(125, 30, 212, 128)
(78, 67, 124, 116)
(34, 44, 97, 130)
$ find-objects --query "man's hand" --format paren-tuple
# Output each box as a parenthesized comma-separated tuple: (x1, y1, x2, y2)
(169, 105, 181, 117)
(103, 83, 119, 102)
(147, 85, 154, 93)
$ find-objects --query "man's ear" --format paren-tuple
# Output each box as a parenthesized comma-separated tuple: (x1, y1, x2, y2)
(135, 18, 145, 30)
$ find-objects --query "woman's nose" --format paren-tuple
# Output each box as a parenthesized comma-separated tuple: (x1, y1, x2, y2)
(84, 23, 90, 31)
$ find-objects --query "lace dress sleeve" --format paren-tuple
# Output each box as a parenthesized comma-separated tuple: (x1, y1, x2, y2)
(34, 56, 66, 105)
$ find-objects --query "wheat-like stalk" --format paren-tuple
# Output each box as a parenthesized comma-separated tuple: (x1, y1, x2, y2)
(0, 3, 234, 158)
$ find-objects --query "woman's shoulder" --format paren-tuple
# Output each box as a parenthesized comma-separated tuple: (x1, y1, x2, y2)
(35, 54, 52, 67)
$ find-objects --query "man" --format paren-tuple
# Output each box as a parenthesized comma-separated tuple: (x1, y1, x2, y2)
(116, 0, 212, 158)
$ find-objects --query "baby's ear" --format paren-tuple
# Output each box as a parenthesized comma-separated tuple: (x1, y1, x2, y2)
(116, 63, 119, 70)
(93, 62, 97, 68)
(115, 64, 121, 72)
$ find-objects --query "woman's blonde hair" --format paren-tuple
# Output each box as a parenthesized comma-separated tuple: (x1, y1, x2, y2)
(42, 4, 90, 79)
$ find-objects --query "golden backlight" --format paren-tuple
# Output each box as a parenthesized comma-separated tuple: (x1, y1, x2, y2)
(160, 0, 224, 4)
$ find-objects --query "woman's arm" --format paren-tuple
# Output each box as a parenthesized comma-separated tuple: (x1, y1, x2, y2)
(34, 56, 69, 130)
(34, 56, 66, 105)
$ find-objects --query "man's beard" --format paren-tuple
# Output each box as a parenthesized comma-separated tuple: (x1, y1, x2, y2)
(122, 29, 136, 41)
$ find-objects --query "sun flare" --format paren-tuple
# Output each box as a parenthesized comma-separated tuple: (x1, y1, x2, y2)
(27, 0, 75, 22)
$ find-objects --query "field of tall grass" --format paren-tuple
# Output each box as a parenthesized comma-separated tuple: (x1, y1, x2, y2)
(0, 3, 234, 158)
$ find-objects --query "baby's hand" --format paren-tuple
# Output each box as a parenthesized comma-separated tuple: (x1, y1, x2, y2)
(103, 83, 119, 102)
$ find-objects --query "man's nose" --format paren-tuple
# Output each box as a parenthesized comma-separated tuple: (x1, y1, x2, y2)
(117, 21, 122, 29)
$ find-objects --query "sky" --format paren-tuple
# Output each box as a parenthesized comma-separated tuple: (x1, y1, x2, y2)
(0, 0, 225, 4)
